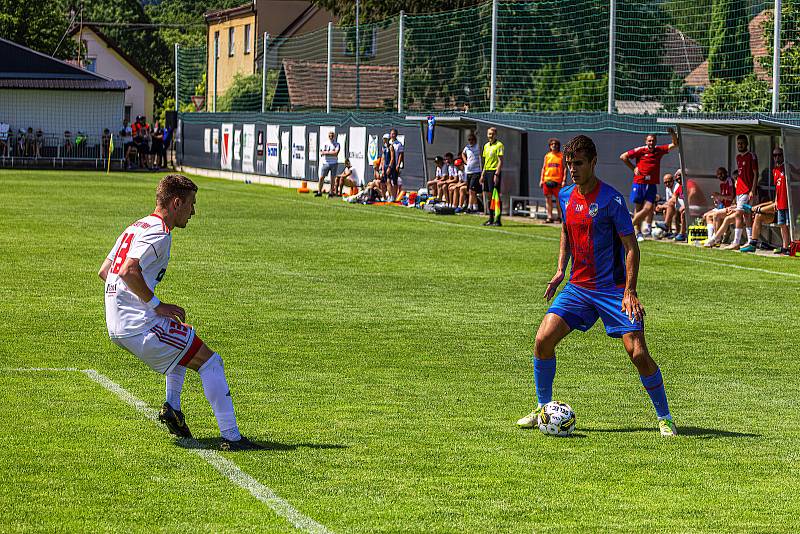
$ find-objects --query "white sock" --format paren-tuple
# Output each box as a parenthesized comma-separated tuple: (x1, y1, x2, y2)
(746, 227, 752, 240)
(642, 222, 651, 234)
(166, 365, 187, 410)
(707, 224, 714, 237)
(734, 228, 743, 244)
(198, 354, 241, 441)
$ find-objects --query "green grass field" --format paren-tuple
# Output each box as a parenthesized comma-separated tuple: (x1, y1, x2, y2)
(2, 169, 800, 532)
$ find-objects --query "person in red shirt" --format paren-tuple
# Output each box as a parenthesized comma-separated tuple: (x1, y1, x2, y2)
(620, 128, 679, 241)
(705, 135, 759, 250)
(700, 167, 734, 241)
(740, 147, 790, 254)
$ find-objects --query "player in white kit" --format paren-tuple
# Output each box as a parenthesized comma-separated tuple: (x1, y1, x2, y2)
(99, 174, 261, 451)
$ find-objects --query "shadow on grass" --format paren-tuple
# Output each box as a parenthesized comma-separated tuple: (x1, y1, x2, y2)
(174, 437, 348, 452)
(583, 426, 760, 438)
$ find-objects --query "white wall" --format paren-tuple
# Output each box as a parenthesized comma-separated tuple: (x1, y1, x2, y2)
(0, 89, 123, 139)
(77, 29, 154, 122)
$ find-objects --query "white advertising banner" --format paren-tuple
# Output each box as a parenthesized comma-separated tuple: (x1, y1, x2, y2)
(348, 127, 366, 187)
(291, 125, 306, 179)
(204, 128, 211, 153)
(266, 124, 279, 175)
(242, 124, 255, 173)
(308, 132, 317, 162)
(212, 129, 219, 153)
(233, 129, 241, 160)
(220, 123, 233, 170)
(280, 130, 290, 167)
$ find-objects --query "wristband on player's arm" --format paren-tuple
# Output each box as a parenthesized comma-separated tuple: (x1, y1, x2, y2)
(146, 295, 161, 309)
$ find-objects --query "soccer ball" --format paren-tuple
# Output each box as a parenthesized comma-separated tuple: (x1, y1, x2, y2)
(651, 227, 665, 240)
(537, 401, 576, 437)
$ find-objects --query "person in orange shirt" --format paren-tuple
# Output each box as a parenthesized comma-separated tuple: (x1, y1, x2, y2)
(540, 138, 565, 223)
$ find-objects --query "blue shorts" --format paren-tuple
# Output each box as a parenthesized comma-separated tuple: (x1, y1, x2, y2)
(630, 183, 657, 206)
(547, 283, 643, 338)
(777, 208, 790, 226)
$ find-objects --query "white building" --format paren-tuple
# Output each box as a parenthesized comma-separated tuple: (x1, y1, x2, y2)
(70, 24, 160, 124)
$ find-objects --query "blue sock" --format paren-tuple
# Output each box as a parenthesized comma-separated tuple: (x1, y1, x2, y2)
(640, 367, 671, 419)
(533, 356, 556, 407)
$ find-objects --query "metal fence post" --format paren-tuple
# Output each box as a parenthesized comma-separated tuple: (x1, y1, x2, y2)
(490, 0, 497, 112)
(356, 0, 361, 110)
(397, 11, 404, 113)
(174, 43, 179, 111)
(607, 0, 617, 114)
(327, 22, 333, 113)
(261, 32, 268, 113)
(213, 38, 218, 113)
(773, 0, 782, 113)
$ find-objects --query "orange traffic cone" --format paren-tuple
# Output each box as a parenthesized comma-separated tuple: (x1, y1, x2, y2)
(298, 180, 310, 193)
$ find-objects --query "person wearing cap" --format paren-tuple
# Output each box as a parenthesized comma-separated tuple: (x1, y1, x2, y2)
(449, 158, 468, 213)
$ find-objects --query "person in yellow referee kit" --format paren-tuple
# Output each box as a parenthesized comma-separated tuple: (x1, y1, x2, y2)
(540, 138, 565, 223)
(480, 127, 504, 226)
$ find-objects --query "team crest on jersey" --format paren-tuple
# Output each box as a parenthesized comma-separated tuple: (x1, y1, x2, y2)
(614, 196, 623, 205)
(588, 203, 599, 217)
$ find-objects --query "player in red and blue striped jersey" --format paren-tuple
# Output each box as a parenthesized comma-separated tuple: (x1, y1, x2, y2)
(516, 135, 676, 437)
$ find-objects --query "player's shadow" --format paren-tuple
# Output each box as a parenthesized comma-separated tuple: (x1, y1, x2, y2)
(175, 437, 348, 451)
(584, 426, 759, 439)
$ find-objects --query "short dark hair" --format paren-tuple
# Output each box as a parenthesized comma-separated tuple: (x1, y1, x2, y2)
(444, 152, 454, 159)
(737, 134, 748, 143)
(563, 135, 597, 161)
(156, 174, 197, 207)
(717, 166, 728, 177)
(547, 138, 560, 146)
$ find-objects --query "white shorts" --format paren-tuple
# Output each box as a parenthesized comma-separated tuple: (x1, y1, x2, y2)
(736, 193, 749, 210)
(111, 316, 201, 374)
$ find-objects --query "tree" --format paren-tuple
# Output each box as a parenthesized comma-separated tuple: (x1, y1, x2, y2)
(0, 0, 76, 59)
(700, 75, 770, 111)
(217, 73, 262, 112)
(707, 0, 752, 81)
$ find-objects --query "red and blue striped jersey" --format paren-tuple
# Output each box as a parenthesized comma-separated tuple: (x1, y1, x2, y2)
(559, 181, 634, 290)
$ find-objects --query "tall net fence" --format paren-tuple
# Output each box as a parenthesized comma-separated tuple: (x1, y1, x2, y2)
(176, 0, 800, 119)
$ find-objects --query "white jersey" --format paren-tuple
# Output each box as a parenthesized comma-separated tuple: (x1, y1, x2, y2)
(104, 214, 172, 338)
(463, 143, 482, 174)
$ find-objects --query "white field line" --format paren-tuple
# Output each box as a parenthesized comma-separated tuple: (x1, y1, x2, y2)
(1, 368, 332, 534)
(210, 184, 800, 278)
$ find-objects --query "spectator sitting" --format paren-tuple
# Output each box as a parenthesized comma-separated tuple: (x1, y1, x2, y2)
(654, 173, 679, 236)
(0, 121, 9, 157)
(737, 202, 777, 252)
(63, 130, 73, 157)
(439, 152, 458, 204)
(427, 156, 445, 197)
(741, 147, 791, 255)
(449, 158, 469, 213)
(101, 128, 111, 160)
(701, 167, 734, 242)
(333, 159, 357, 197)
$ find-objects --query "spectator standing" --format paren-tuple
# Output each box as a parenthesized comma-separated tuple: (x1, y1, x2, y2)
(63, 130, 73, 157)
(379, 134, 394, 199)
(152, 122, 165, 169)
(101, 128, 112, 160)
(316, 130, 340, 197)
(34, 129, 44, 158)
(620, 128, 679, 241)
(540, 138, 565, 223)
(25, 127, 35, 157)
(0, 121, 8, 157)
(480, 127, 504, 226)
(461, 132, 482, 213)
(388, 129, 404, 202)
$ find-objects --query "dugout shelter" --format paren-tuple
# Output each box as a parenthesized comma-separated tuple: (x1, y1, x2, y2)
(405, 115, 529, 199)
(660, 118, 800, 241)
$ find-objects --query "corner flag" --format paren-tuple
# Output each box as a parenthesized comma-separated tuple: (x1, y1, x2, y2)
(107, 134, 114, 174)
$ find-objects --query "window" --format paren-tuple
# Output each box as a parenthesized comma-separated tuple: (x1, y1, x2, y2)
(228, 27, 235, 57)
(84, 57, 97, 72)
(244, 24, 251, 54)
(124, 105, 132, 124)
(214, 31, 219, 58)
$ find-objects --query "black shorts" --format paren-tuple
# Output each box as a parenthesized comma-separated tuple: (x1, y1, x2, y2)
(467, 172, 482, 192)
(482, 169, 501, 191)
(385, 166, 398, 185)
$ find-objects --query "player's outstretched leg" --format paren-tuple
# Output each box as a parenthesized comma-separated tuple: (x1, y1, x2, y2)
(622, 332, 676, 437)
(158, 365, 193, 438)
(187, 343, 263, 450)
(517, 314, 570, 428)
